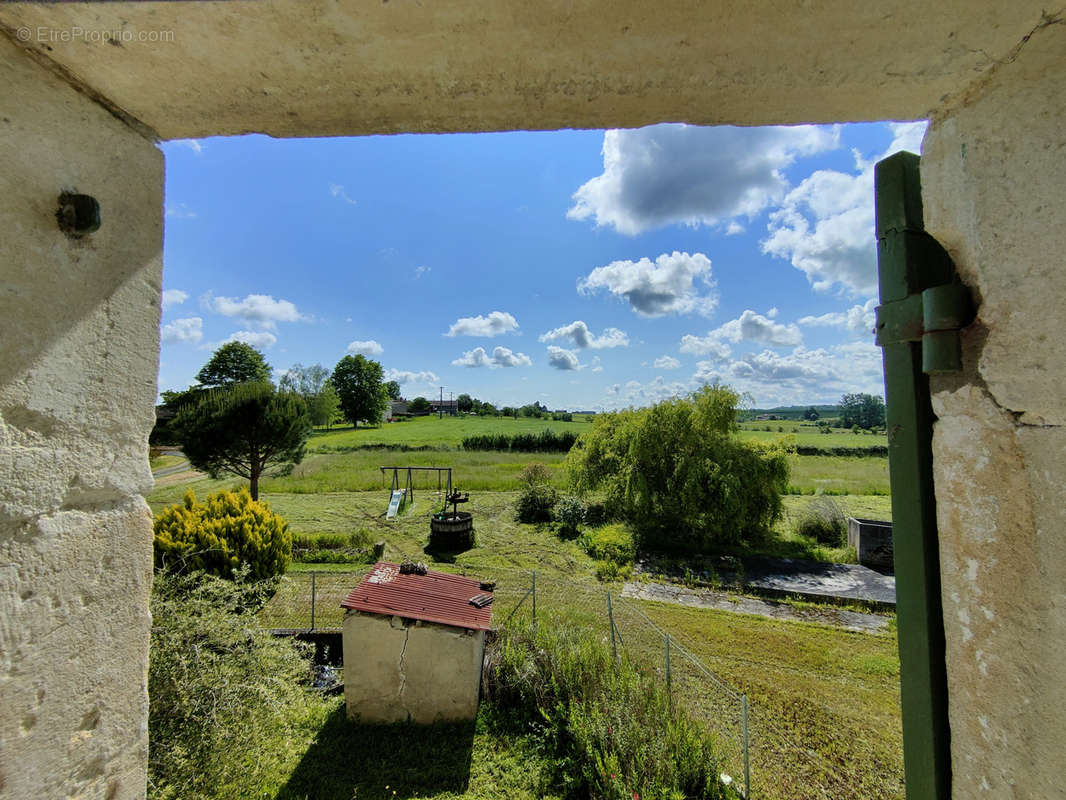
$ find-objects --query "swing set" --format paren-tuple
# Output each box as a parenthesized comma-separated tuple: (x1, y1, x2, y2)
(379, 466, 453, 518)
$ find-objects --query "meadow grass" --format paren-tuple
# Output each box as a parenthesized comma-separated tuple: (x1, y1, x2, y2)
(150, 449, 886, 498)
(309, 415, 591, 451)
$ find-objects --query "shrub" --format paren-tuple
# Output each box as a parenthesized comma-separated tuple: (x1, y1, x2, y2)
(515, 463, 559, 523)
(794, 496, 848, 546)
(463, 428, 578, 453)
(486, 615, 728, 799)
(149, 571, 327, 799)
(567, 385, 789, 554)
(578, 523, 636, 566)
(555, 494, 586, 535)
(153, 488, 292, 579)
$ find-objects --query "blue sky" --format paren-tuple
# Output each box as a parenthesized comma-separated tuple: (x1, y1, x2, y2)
(159, 120, 925, 410)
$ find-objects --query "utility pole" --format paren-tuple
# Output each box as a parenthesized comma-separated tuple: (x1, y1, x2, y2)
(439, 386, 443, 419)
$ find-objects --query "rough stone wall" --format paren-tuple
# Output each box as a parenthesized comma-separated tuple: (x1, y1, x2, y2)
(921, 17, 1066, 798)
(343, 612, 485, 724)
(0, 34, 162, 800)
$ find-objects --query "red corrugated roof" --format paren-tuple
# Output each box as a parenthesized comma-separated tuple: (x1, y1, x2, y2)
(340, 562, 494, 631)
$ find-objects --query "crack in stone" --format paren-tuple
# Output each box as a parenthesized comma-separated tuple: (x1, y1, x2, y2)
(397, 623, 410, 721)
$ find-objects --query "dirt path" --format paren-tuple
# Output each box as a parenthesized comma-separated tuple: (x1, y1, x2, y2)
(622, 580, 892, 634)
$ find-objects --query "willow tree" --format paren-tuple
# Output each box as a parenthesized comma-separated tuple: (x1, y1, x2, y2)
(567, 384, 789, 553)
(174, 382, 311, 500)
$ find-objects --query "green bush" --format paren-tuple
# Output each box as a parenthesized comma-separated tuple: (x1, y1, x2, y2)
(153, 488, 292, 579)
(149, 571, 328, 799)
(794, 496, 848, 546)
(579, 523, 636, 566)
(567, 385, 789, 554)
(555, 494, 587, 535)
(515, 463, 559, 523)
(486, 615, 729, 799)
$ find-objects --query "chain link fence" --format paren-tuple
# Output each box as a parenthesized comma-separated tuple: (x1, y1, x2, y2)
(259, 564, 899, 799)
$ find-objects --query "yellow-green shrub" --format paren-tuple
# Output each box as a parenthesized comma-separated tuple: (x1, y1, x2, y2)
(153, 488, 292, 578)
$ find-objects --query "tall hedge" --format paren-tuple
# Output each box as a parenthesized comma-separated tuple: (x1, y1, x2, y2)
(567, 384, 789, 553)
(153, 488, 292, 579)
(462, 428, 578, 453)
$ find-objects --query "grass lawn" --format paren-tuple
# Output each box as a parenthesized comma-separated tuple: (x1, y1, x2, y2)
(310, 415, 591, 451)
(149, 454, 185, 471)
(273, 703, 560, 800)
(150, 449, 887, 498)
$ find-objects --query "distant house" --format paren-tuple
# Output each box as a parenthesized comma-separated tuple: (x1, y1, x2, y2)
(389, 399, 409, 419)
(429, 399, 458, 416)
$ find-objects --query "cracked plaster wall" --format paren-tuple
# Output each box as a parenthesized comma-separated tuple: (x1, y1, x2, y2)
(343, 612, 485, 725)
(922, 16, 1066, 798)
(0, 33, 162, 800)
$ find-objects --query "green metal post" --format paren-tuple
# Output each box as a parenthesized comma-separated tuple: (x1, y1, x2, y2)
(875, 151, 952, 799)
(310, 571, 316, 632)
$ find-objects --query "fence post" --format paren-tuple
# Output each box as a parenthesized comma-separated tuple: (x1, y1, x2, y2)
(607, 591, 617, 661)
(665, 633, 672, 702)
(531, 570, 537, 631)
(742, 693, 751, 798)
(310, 571, 316, 632)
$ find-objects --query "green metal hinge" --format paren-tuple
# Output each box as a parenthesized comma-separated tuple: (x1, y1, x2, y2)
(875, 282, 975, 374)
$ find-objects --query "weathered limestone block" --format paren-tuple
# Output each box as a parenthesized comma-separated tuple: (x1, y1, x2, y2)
(924, 18, 1066, 797)
(0, 505, 153, 800)
(923, 19, 1066, 427)
(0, 33, 162, 800)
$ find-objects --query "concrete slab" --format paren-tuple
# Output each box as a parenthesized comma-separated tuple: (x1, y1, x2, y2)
(622, 581, 892, 634)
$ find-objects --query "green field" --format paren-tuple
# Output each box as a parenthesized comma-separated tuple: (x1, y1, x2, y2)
(736, 420, 887, 449)
(310, 415, 591, 451)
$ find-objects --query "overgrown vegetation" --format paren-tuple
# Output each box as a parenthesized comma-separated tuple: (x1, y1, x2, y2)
(487, 615, 733, 800)
(568, 385, 789, 554)
(555, 494, 587, 536)
(148, 571, 329, 799)
(153, 488, 292, 578)
(793, 495, 848, 546)
(578, 523, 636, 581)
(462, 428, 579, 453)
(515, 462, 559, 523)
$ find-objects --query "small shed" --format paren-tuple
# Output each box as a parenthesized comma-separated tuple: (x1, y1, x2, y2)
(341, 562, 493, 724)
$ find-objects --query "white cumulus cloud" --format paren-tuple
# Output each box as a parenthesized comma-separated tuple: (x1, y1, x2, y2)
(568, 123, 838, 235)
(680, 309, 801, 360)
(798, 298, 878, 335)
(539, 320, 629, 349)
(446, 311, 519, 337)
(452, 346, 532, 368)
(579, 251, 717, 317)
(161, 316, 202, 344)
(654, 355, 681, 370)
(205, 293, 305, 329)
(546, 346, 581, 371)
(346, 339, 384, 356)
(162, 289, 189, 309)
(762, 121, 927, 295)
(385, 368, 440, 385)
(222, 330, 277, 349)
